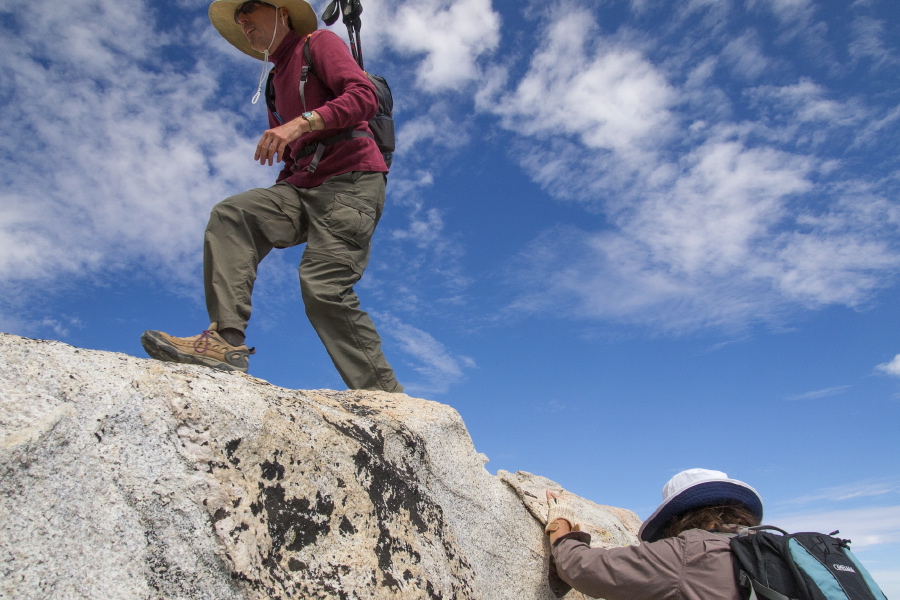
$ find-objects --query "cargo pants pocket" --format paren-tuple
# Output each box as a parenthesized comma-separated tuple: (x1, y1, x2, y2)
(325, 193, 378, 250)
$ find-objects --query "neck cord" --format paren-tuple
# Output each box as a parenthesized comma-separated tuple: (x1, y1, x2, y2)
(251, 8, 282, 105)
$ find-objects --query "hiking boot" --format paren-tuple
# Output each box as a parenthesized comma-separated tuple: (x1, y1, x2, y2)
(141, 324, 255, 373)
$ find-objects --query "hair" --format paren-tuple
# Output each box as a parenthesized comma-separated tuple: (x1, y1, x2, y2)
(662, 503, 760, 539)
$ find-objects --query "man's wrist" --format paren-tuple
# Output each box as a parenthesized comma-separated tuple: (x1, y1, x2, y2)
(302, 111, 317, 131)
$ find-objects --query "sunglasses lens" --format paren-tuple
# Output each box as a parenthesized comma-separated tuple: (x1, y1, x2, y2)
(234, 1, 258, 22)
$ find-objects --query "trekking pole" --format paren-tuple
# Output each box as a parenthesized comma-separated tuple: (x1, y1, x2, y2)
(344, 0, 364, 70)
(320, 0, 365, 69)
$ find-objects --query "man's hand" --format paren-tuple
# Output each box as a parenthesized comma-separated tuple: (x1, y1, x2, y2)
(254, 111, 321, 166)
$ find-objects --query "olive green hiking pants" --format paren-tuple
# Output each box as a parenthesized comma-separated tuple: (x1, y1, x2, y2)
(203, 171, 402, 393)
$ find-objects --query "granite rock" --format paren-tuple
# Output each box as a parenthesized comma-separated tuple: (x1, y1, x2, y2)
(0, 333, 640, 599)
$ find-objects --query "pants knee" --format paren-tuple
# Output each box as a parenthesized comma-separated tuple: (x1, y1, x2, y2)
(300, 275, 335, 311)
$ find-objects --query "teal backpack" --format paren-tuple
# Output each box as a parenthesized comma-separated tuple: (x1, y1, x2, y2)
(731, 526, 888, 600)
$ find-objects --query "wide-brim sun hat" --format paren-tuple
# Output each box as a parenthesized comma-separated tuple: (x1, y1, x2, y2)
(209, 0, 318, 60)
(638, 468, 764, 543)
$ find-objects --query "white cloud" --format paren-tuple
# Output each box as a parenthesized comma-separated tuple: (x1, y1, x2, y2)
(849, 15, 896, 69)
(494, 6, 900, 331)
(505, 133, 897, 329)
(396, 106, 471, 156)
(391, 207, 445, 248)
(490, 11, 676, 163)
(875, 355, 900, 377)
(722, 31, 770, 80)
(0, 0, 274, 305)
(381, 0, 501, 90)
(746, 80, 871, 144)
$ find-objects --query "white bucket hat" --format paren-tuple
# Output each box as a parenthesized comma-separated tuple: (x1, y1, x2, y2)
(209, 0, 318, 60)
(638, 468, 764, 543)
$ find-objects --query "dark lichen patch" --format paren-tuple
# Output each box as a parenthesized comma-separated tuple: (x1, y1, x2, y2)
(262, 484, 334, 553)
(338, 516, 357, 536)
(207, 460, 229, 473)
(287, 558, 307, 572)
(225, 438, 242, 465)
(353, 448, 429, 535)
(340, 401, 381, 417)
(229, 522, 249, 537)
(260, 458, 285, 481)
(381, 568, 401, 591)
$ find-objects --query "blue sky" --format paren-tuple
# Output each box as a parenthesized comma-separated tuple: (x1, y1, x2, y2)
(1, 0, 899, 593)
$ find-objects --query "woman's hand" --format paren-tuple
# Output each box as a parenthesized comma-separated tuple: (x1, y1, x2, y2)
(545, 490, 576, 544)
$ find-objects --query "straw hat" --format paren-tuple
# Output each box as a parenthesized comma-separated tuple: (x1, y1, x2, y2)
(638, 468, 764, 543)
(209, 0, 318, 60)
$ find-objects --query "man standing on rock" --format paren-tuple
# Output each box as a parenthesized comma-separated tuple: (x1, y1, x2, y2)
(141, 0, 403, 393)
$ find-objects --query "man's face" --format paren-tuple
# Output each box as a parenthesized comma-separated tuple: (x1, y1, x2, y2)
(234, 1, 285, 53)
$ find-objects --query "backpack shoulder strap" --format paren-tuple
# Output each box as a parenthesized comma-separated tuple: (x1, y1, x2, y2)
(299, 33, 314, 112)
(264, 68, 284, 124)
(265, 34, 315, 122)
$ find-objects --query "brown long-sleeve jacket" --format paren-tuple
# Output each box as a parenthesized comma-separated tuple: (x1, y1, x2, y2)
(551, 528, 741, 600)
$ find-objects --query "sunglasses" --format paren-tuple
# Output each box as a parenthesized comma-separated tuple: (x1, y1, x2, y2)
(233, 0, 276, 23)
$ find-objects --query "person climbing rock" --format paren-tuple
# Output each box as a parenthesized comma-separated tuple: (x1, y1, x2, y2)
(543, 468, 763, 599)
(141, 0, 402, 393)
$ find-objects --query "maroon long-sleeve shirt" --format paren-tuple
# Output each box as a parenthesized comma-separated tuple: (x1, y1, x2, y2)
(268, 29, 388, 188)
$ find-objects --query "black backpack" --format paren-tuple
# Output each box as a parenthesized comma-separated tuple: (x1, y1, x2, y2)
(731, 526, 888, 600)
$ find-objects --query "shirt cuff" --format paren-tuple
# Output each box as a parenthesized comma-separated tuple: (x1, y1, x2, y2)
(552, 530, 592, 547)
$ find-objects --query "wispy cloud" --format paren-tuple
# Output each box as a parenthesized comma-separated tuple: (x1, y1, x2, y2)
(374, 313, 475, 395)
(849, 14, 898, 69)
(775, 479, 900, 507)
(768, 478, 900, 564)
(489, 4, 900, 332)
(785, 385, 850, 400)
(767, 505, 900, 549)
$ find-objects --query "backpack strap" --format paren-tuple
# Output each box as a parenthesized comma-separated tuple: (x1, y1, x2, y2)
(293, 130, 373, 173)
(295, 33, 373, 173)
(298, 34, 313, 113)
(264, 34, 314, 123)
(264, 69, 284, 125)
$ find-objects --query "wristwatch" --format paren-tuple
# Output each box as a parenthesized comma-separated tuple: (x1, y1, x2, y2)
(302, 111, 316, 131)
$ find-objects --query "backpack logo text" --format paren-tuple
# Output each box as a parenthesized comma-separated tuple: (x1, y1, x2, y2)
(834, 564, 856, 573)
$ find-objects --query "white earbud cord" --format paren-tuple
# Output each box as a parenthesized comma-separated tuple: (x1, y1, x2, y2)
(251, 7, 282, 105)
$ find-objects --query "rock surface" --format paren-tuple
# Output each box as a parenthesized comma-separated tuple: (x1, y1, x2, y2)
(0, 333, 640, 599)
